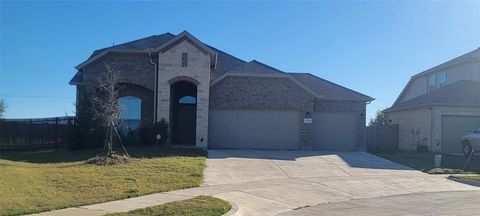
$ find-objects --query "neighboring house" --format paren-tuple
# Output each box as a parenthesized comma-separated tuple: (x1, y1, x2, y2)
(385, 48, 480, 154)
(70, 31, 373, 150)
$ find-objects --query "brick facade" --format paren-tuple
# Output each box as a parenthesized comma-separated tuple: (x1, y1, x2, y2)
(210, 75, 367, 150)
(210, 75, 314, 149)
(431, 106, 480, 152)
(82, 53, 155, 93)
(78, 52, 156, 128)
(314, 99, 367, 150)
(388, 106, 480, 152)
(117, 83, 154, 127)
(75, 34, 369, 150)
(388, 107, 432, 151)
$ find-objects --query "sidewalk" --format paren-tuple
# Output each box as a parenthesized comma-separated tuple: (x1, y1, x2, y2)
(28, 189, 206, 216)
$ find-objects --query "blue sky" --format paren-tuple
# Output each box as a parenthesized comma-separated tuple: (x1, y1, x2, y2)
(1, 1, 479, 122)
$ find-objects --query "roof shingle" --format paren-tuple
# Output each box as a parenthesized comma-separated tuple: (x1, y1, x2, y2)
(72, 32, 373, 102)
(386, 80, 480, 112)
(288, 73, 374, 101)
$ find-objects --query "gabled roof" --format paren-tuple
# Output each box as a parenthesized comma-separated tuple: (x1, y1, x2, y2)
(68, 70, 83, 85)
(79, 33, 176, 69)
(225, 60, 284, 75)
(71, 31, 373, 102)
(208, 45, 246, 80)
(385, 80, 480, 112)
(76, 31, 219, 70)
(288, 73, 374, 101)
(412, 48, 480, 79)
(88, 33, 175, 58)
(393, 47, 480, 105)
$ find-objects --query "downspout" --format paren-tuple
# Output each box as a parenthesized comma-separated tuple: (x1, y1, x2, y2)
(149, 49, 158, 124)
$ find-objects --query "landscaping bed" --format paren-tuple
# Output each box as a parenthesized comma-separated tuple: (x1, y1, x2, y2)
(106, 196, 232, 216)
(372, 151, 480, 174)
(0, 147, 206, 216)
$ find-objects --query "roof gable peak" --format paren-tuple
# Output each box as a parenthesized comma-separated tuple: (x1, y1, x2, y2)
(154, 31, 216, 55)
(153, 31, 217, 68)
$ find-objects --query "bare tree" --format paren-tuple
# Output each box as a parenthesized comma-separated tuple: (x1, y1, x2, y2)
(92, 64, 128, 156)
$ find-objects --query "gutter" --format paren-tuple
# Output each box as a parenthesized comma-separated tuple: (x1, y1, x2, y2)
(384, 103, 480, 113)
(149, 49, 158, 123)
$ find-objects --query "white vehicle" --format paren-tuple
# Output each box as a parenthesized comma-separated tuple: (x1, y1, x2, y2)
(462, 128, 480, 156)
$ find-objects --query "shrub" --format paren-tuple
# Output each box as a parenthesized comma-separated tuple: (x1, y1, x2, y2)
(67, 94, 104, 150)
(117, 119, 170, 146)
(152, 119, 170, 145)
(417, 145, 429, 153)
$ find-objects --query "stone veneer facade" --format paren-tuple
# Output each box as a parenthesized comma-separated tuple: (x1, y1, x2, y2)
(157, 40, 211, 148)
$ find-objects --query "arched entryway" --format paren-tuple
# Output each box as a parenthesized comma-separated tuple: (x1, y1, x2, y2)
(170, 81, 197, 145)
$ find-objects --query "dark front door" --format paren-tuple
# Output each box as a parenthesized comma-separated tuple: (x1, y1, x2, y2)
(174, 105, 196, 144)
(171, 81, 197, 145)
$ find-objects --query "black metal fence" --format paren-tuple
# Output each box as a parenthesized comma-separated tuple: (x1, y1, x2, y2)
(0, 117, 75, 150)
(367, 124, 399, 152)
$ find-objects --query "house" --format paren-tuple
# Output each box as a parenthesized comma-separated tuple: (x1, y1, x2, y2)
(69, 31, 373, 150)
(385, 48, 480, 154)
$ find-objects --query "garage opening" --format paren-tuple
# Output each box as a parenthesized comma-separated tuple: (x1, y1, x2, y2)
(442, 115, 480, 154)
(312, 112, 357, 151)
(209, 110, 300, 149)
(170, 81, 197, 145)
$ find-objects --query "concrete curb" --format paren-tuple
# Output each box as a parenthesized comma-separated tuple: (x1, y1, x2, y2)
(222, 201, 239, 216)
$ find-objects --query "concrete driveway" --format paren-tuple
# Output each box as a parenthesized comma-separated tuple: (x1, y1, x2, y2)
(188, 150, 479, 216)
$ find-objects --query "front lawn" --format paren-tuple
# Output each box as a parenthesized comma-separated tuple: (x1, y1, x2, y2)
(450, 175, 480, 181)
(373, 151, 480, 174)
(0, 147, 206, 216)
(106, 196, 231, 216)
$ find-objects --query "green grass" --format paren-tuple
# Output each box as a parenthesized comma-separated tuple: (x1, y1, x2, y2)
(450, 175, 480, 181)
(372, 151, 480, 174)
(106, 196, 231, 216)
(0, 147, 206, 216)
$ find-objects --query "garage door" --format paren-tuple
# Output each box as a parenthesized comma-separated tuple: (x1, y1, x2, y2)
(442, 115, 480, 154)
(209, 110, 300, 149)
(312, 112, 356, 151)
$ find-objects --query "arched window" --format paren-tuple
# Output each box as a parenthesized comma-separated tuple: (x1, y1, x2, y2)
(118, 96, 141, 131)
(178, 96, 196, 104)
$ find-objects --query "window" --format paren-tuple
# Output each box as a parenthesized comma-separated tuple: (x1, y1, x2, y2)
(437, 72, 446, 87)
(427, 73, 436, 92)
(181, 52, 188, 67)
(178, 96, 196, 104)
(118, 96, 141, 132)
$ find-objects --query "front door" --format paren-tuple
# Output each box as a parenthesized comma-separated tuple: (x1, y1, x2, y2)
(174, 105, 196, 144)
(170, 81, 197, 145)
